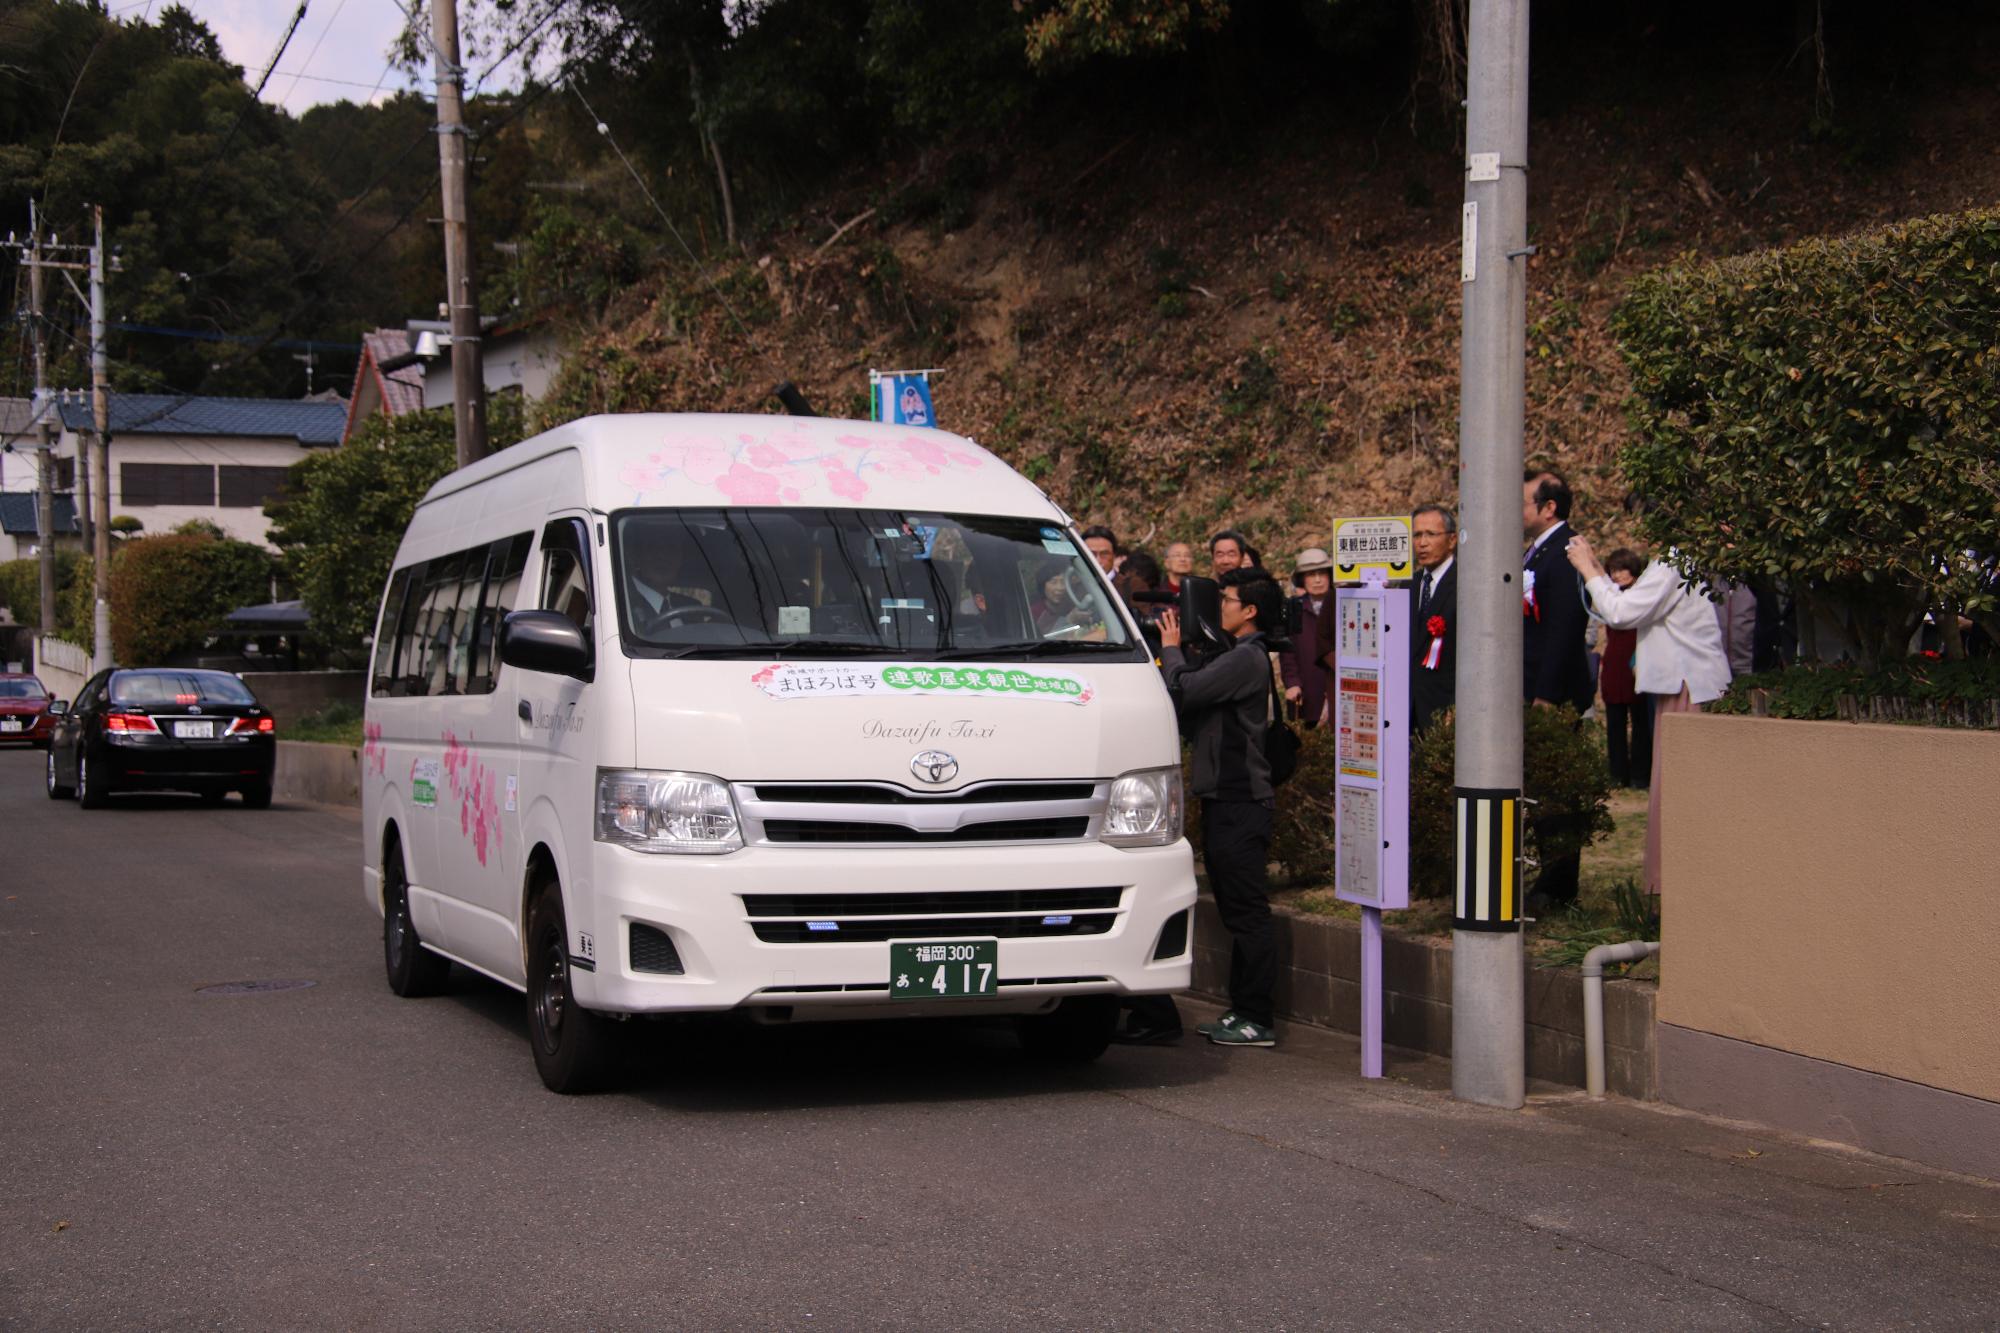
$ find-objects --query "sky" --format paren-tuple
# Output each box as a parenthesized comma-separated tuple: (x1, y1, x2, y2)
(166, 0, 541, 115)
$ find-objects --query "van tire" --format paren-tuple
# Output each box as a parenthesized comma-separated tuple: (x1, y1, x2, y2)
(526, 882, 620, 1094)
(1015, 994, 1118, 1063)
(384, 848, 452, 998)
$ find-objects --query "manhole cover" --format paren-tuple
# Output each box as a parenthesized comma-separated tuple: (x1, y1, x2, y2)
(196, 979, 318, 996)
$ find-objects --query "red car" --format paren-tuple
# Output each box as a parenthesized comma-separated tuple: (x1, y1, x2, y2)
(0, 673, 56, 748)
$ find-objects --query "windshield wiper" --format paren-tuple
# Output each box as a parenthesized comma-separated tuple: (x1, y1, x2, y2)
(932, 640, 1139, 660)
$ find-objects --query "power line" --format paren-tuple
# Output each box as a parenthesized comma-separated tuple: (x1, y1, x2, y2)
(566, 79, 759, 348)
(277, 0, 352, 109)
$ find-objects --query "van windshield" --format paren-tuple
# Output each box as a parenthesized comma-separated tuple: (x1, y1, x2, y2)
(610, 508, 1144, 660)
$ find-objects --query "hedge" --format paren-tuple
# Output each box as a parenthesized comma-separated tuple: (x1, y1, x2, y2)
(1613, 207, 2000, 667)
(107, 533, 273, 665)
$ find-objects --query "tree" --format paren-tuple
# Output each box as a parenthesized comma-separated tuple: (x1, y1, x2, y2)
(1613, 208, 2000, 666)
(107, 533, 274, 665)
(266, 398, 527, 652)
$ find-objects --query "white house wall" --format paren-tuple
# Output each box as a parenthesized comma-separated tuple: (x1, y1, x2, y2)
(56, 429, 315, 550)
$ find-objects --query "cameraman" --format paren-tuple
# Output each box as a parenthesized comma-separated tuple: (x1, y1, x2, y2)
(1118, 566, 1283, 1049)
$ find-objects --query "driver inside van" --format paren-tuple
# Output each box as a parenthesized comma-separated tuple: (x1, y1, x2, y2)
(625, 528, 719, 634)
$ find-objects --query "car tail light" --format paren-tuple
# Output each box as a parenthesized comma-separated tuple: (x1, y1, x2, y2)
(227, 716, 275, 735)
(106, 712, 160, 733)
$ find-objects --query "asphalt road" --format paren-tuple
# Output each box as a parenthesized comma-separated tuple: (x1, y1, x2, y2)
(3, 748, 1997, 1330)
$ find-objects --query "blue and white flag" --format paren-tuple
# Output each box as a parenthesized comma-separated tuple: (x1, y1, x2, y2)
(872, 372, 935, 428)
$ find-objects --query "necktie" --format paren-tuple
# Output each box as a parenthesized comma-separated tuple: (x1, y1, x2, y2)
(1419, 569, 1433, 614)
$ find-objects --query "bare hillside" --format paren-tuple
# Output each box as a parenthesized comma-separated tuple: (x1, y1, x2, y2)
(538, 68, 2000, 562)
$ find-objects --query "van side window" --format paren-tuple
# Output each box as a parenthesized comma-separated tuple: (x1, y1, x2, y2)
(539, 518, 594, 636)
(468, 532, 531, 694)
(411, 551, 467, 697)
(385, 560, 429, 696)
(371, 567, 414, 696)
(443, 553, 488, 695)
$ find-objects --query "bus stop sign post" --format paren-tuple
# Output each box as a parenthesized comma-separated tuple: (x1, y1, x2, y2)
(1332, 553, 1411, 1080)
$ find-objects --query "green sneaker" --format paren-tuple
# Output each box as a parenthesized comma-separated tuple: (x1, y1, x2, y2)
(1206, 1019, 1276, 1048)
(1195, 1010, 1240, 1038)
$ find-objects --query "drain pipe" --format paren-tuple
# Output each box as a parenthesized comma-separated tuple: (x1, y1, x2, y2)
(1583, 940, 1660, 1097)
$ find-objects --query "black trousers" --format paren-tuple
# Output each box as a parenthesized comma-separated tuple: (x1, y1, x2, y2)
(1204, 798, 1278, 1027)
(1604, 699, 1654, 788)
(1126, 797, 1277, 1032)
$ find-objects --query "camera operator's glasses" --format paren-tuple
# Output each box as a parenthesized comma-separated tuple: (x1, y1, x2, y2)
(1220, 593, 1243, 606)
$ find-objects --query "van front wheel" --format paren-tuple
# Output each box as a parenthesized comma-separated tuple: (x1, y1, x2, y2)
(526, 883, 620, 1094)
(1015, 994, 1118, 1063)
(383, 848, 451, 998)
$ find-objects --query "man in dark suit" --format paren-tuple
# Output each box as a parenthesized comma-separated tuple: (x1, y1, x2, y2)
(1409, 504, 1458, 733)
(1521, 471, 1593, 713)
(1521, 470, 1593, 907)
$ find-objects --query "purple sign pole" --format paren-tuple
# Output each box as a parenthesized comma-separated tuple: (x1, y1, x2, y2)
(1333, 580, 1411, 1080)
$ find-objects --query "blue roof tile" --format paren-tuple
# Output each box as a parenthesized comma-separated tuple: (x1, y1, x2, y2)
(0, 492, 81, 536)
(55, 394, 346, 446)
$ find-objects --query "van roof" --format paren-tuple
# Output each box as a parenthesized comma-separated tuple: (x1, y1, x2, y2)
(418, 413, 1064, 520)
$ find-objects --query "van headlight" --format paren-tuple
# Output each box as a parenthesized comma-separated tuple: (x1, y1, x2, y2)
(1100, 766, 1184, 848)
(596, 769, 743, 855)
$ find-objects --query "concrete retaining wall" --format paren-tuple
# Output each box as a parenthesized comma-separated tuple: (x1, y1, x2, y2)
(1193, 901, 1659, 1099)
(241, 671, 365, 727)
(274, 739, 361, 808)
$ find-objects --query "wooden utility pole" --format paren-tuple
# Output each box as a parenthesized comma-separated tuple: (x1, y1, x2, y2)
(432, 0, 487, 468)
(89, 204, 112, 672)
(26, 204, 57, 635)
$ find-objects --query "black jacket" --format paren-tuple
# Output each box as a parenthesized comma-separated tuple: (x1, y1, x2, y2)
(1522, 522, 1594, 712)
(1160, 631, 1272, 803)
(1410, 560, 1457, 733)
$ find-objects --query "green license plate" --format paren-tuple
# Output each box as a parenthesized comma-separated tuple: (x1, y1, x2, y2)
(889, 939, 998, 1001)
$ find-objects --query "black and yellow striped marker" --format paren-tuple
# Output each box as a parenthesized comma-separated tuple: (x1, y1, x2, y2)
(1454, 787, 1520, 931)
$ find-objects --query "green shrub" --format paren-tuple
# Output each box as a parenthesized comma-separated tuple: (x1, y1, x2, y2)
(266, 398, 525, 653)
(1710, 658, 2000, 721)
(1408, 706, 1616, 901)
(0, 550, 84, 632)
(107, 533, 273, 665)
(1613, 207, 2000, 665)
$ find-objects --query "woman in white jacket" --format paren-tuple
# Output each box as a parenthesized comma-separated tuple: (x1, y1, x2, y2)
(1566, 535, 1732, 895)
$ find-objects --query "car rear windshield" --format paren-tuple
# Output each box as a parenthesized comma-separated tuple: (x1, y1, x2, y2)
(609, 507, 1143, 660)
(111, 672, 256, 706)
(0, 678, 47, 699)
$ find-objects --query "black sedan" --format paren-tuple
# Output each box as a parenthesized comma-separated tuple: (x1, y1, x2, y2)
(46, 668, 277, 809)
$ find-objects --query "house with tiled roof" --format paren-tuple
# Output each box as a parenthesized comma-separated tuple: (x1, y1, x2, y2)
(339, 327, 429, 445)
(53, 392, 347, 549)
(0, 492, 81, 564)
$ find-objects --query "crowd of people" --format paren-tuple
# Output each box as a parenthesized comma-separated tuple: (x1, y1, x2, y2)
(1092, 468, 1772, 1050)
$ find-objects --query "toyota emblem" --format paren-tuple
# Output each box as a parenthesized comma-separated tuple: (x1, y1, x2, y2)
(911, 750, 959, 785)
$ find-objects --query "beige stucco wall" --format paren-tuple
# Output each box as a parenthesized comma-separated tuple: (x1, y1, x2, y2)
(57, 429, 314, 550)
(1658, 712, 2000, 1104)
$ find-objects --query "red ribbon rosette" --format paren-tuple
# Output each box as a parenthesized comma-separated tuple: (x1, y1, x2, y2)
(1426, 615, 1446, 638)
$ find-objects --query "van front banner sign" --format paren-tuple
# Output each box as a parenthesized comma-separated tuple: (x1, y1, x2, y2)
(750, 662, 1095, 704)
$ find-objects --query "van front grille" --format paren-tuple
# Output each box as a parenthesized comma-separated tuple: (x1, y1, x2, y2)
(735, 779, 1105, 847)
(761, 817, 1089, 844)
(743, 887, 1122, 918)
(751, 913, 1116, 944)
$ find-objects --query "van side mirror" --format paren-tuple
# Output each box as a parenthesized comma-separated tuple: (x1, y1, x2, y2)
(48, 699, 69, 716)
(500, 610, 593, 681)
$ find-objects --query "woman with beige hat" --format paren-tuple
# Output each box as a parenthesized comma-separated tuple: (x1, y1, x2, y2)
(1281, 546, 1337, 727)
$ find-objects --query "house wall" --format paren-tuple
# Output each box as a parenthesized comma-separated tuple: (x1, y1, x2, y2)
(1656, 711, 2000, 1178)
(421, 327, 562, 409)
(58, 429, 314, 550)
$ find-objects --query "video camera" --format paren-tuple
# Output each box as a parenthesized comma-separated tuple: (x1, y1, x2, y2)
(1128, 574, 1289, 661)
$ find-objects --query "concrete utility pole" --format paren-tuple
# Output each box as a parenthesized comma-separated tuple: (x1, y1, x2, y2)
(89, 204, 112, 673)
(432, 0, 488, 468)
(1451, 0, 1530, 1109)
(27, 204, 57, 635)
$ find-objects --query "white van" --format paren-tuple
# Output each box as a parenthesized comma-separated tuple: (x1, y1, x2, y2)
(362, 413, 1195, 1091)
